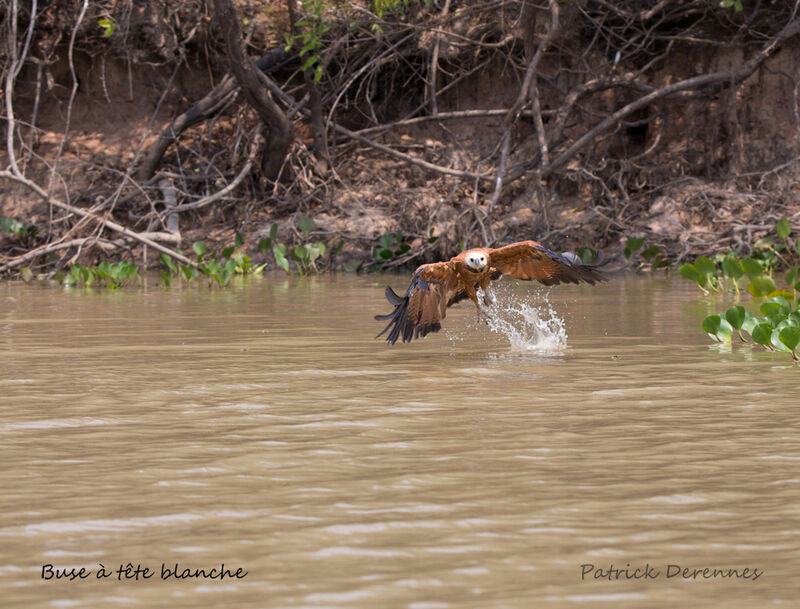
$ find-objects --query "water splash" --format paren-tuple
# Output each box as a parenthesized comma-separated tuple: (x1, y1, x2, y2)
(485, 291, 567, 353)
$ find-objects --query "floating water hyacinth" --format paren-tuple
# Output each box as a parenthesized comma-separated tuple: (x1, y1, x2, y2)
(703, 296, 800, 362)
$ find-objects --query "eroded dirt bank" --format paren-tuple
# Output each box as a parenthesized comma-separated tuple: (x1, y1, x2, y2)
(2, 1, 799, 276)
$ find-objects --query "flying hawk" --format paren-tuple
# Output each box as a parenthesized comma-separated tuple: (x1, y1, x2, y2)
(375, 241, 605, 344)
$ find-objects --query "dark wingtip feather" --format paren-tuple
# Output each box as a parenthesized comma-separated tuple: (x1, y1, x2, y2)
(375, 276, 445, 345)
(532, 244, 607, 286)
(384, 285, 404, 306)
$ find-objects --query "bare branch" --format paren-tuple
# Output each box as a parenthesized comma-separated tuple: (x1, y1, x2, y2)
(0, 171, 198, 269)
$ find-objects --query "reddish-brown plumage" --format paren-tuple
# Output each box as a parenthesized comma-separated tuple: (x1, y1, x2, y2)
(375, 240, 605, 344)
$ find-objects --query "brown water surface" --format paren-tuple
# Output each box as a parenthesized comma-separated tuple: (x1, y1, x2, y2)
(1, 274, 798, 608)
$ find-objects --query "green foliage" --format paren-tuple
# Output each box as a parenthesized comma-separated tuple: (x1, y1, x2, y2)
(777, 218, 791, 239)
(702, 314, 733, 343)
(373, 232, 410, 262)
(1, 216, 39, 246)
(624, 237, 671, 270)
(291, 242, 326, 274)
(97, 17, 115, 38)
(297, 216, 316, 237)
(719, 0, 743, 12)
(57, 261, 140, 290)
(575, 247, 598, 264)
(159, 232, 267, 287)
(748, 276, 776, 298)
(373, 0, 410, 18)
(703, 295, 800, 361)
(259, 218, 341, 275)
(681, 220, 799, 297)
(624, 237, 644, 260)
(284, 0, 331, 84)
(694, 219, 800, 362)
(273, 243, 290, 273)
(258, 225, 279, 254)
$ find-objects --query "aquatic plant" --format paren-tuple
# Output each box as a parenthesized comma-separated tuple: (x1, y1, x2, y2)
(1, 216, 39, 247)
(161, 232, 266, 287)
(703, 296, 800, 361)
(56, 261, 140, 289)
(373, 232, 410, 262)
(624, 237, 672, 270)
(680, 219, 799, 297)
(691, 219, 800, 362)
(260, 218, 342, 275)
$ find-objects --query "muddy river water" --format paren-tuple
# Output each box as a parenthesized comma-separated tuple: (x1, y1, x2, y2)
(1, 274, 798, 608)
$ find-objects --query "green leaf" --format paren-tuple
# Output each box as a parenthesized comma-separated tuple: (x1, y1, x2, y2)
(776, 218, 791, 239)
(721, 255, 744, 280)
(273, 243, 290, 273)
(160, 270, 171, 286)
(192, 241, 207, 261)
(300, 53, 319, 73)
(785, 265, 798, 289)
(767, 296, 791, 316)
(741, 311, 759, 336)
(641, 245, 661, 262)
(159, 253, 177, 273)
(306, 244, 323, 264)
(181, 265, 197, 281)
(694, 257, 716, 278)
(270, 224, 278, 241)
(0, 217, 25, 234)
(725, 306, 746, 330)
(748, 276, 776, 298)
(97, 17, 114, 37)
(771, 329, 792, 353)
(258, 237, 271, 252)
(624, 237, 644, 260)
(291, 245, 308, 261)
(741, 258, 763, 279)
(679, 263, 701, 284)
(751, 323, 774, 347)
(760, 302, 782, 318)
(380, 233, 394, 250)
(235, 232, 244, 248)
(754, 237, 773, 249)
(96, 261, 110, 279)
(702, 314, 733, 342)
(201, 260, 214, 275)
(652, 255, 672, 269)
(20, 266, 32, 282)
(298, 217, 315, 236)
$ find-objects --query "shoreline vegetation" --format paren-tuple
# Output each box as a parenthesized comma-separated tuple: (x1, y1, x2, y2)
(2, 2, 799, 289)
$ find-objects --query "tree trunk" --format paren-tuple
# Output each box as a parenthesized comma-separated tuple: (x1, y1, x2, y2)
(213, 0, 293, 181)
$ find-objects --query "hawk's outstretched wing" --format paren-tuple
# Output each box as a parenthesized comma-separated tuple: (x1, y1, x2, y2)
(375, 262, 456, 344)
(487, 241, 605, 285)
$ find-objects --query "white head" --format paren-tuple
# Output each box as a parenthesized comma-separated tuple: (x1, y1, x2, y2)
(465, 250, 488, 272)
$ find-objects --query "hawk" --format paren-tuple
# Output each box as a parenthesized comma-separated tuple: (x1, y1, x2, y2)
(375, 241, 605, 344)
